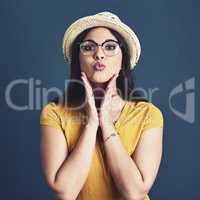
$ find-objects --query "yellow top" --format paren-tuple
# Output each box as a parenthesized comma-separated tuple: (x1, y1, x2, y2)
(40, 100, 164, 200)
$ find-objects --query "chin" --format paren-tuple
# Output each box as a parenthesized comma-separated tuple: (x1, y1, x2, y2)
(91, 78, 107, 84)
(90, 74, 110, 84)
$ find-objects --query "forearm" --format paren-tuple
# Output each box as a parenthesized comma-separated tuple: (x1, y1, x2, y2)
(53, 123, 98, 200)
(102, 125, 147, 200)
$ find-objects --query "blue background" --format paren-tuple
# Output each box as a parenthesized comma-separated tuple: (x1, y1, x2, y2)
(1, 0, 199, 199)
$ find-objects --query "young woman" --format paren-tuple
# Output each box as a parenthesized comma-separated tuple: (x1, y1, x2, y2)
(40, 11, 164, 200)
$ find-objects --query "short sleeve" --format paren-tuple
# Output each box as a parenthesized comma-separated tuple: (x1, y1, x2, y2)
(40, 102, 62, 130)
(142, 103, 164, 132)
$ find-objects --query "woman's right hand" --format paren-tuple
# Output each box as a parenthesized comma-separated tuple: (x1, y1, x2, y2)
(81, 72, 99, 127)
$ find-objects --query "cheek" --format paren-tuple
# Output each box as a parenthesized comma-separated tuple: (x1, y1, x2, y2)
(79, 54, 94, 75)
(79, 54, 89, 71)
(111, 53, 122, 70)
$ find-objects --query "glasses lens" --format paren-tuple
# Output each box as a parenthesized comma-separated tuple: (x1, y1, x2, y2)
(103, 41, 120, 56)
(80, 41, 96, 55)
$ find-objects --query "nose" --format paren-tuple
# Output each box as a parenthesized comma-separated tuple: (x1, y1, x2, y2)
(94, 46, 105, 61)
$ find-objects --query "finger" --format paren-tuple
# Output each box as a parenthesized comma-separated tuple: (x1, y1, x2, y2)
(104, 85, 114, 101)
(107, 73, 119, 90)
(81, 72, 92, 88)
(81, 74, 94, 93)
(81, 74, 92, 90)
(81, 73, 95, 99)
(101, 91, 112, 108)
(81, 76, 94, 99)
(106, 81, 116, 95)
(81, 75, 89, 91)
(105, 88, 114, 101)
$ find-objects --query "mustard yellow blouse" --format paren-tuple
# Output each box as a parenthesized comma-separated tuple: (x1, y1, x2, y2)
(40, 100, 164, 200)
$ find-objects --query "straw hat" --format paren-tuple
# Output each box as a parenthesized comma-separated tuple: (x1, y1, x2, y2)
(62, 11, 141, 69)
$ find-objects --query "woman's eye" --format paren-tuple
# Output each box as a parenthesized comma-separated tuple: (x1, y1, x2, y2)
(83, 45, 92, 51)
(82, 44, 96, 51)
(105, 44, 117, 50)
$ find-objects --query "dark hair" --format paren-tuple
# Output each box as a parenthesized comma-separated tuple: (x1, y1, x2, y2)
(51, 26, 148, 109)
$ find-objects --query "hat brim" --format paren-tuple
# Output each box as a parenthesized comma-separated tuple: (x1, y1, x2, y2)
(62, 16, 141, 69)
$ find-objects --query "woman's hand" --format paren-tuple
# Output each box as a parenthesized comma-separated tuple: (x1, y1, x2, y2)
(99, 73, 119, 128)
(81, 72, 99, 127)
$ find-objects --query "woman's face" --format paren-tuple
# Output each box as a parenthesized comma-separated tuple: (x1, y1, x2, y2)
(79, 27, 122, 83)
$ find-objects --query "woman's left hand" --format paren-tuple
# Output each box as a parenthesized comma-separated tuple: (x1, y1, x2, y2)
(99, 73, 119, 128)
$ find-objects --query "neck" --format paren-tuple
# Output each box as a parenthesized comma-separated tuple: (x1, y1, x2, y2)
(90, 81, 118, 111)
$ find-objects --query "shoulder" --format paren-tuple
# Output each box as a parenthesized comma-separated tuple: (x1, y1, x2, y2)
(40, 102, 69, 116)
(40, 101, 58, 112)
(127, 100, 164, 128)
(137, 101, 164, 131)
(40, 101, 70, 129)
(128, 100, 163, 115)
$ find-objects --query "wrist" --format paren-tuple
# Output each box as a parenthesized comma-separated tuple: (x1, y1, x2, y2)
(101, 123, 115, 132)
(86, 118, 99, 127)
(86, 120, 99, 130)
(103, 133, 117, 143)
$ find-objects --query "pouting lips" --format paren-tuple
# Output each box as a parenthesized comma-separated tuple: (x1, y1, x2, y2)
(93, 63, 106, 71)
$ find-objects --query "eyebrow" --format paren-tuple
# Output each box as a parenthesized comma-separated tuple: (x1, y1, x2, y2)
(82, 39, 118, 44)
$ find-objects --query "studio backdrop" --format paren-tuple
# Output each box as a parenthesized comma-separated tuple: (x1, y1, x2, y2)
(0, 0, 199, 199)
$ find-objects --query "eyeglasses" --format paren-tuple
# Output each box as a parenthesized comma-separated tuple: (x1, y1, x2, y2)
(78, 39, 122, 56)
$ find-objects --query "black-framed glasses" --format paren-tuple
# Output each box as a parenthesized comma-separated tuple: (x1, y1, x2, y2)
(78, 39, 122, 56)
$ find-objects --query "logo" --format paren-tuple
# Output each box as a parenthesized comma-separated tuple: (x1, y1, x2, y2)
(168, 77, 195, 123)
